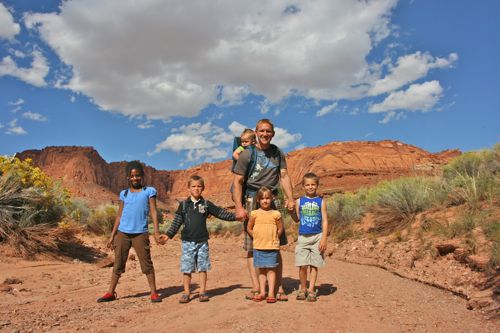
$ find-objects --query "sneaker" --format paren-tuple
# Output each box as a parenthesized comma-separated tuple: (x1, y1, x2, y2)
(150, 293, 162, 303)
(97, 292, 117, 303)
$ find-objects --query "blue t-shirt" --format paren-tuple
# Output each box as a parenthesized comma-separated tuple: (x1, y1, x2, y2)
(298, 196, 323, 235)
(118, 186, 157, 234)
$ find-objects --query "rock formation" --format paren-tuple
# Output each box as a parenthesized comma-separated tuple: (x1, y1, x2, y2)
(16, 140, 460, 209)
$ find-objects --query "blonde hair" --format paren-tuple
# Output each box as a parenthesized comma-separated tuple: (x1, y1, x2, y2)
(302, 172, 319, 185)
(255, 118, 275, 133)
(188, 175, 205, 188)
(241, 128, 256, 141)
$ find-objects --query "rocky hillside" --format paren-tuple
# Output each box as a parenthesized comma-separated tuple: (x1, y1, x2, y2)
(16, 141, 460, 209)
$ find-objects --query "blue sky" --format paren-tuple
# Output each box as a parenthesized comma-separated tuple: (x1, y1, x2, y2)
(0, 0, 498, 170)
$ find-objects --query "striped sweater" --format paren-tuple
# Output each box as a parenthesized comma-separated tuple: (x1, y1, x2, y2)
(166, 197, 236, 242)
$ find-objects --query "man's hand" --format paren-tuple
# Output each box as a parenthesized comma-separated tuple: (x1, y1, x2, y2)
(235, 207, 248, 221)
(285, 198, 295, 212)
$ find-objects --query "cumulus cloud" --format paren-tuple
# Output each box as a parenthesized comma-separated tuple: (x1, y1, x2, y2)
(369, 52, 457, 96)
(149, 120, 301, 164)
(22, 111, 47, 121)
(24, 0, 399, 119)
(0, 3, 20, 40)
(316, 102, 338, 117)
(370, 80, 443, 114)
(5, 119, 27, 135)
(273, 127, 302, 148)
(0, 51, 49, 87)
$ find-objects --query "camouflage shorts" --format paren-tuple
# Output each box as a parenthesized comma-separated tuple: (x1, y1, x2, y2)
(243, 195, 288, 252)
(180, 240, 211, 273)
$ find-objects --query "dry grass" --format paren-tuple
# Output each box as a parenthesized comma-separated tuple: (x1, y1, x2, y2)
(2, 224, 80, 257)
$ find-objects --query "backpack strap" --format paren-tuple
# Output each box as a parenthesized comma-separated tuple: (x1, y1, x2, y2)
(123, 186, 147, 198)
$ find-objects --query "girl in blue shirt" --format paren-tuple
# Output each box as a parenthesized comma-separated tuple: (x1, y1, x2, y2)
(97, 161, 164, 303)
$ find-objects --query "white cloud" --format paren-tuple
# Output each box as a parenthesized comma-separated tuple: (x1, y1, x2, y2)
(149, 120, 300, 164)
(369, 52, 457, 96)
(0, 51, 50, 87)
(316, 102, 337, 117)
(5, 119, 27, 135)
(22, 111, 47, 121)
(8, 98, 24, 106)
(24, 0, 400, 119)
(370, 80, 443, 114)
(217, 86, 250, 106)
(0, 3, 20, 40)
(0, 122, 3, 129)
(137, 120, 153, 129)
(273, 127, 302, 148)
(70, 95, 76, 103)
(228, 121, 247, 137)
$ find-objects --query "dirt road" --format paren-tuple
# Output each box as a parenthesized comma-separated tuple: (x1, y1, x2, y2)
(0, 238, 497, 332)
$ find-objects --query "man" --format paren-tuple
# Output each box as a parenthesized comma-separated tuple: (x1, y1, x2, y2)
(233, 118, 295, 301)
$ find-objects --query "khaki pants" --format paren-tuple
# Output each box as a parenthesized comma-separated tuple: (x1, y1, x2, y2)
(113, 231, 154, 275)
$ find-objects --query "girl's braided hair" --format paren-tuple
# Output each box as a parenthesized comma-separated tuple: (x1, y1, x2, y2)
(126, 160, 144, 177)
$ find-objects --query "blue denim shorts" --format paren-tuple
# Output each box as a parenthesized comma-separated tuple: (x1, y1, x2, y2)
(180, 241, 211, 273)
(253, 249, 279, 268)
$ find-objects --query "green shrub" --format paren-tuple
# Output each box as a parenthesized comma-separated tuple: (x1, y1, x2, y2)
(443, 149, 499, 208)
(328, 193, 365, 228)
(370, 177, 437, 233)
(86, 204, 118, 235)
(0, 157, 77, 256)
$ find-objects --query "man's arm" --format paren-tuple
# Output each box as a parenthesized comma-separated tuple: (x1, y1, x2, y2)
(232, 173, 248, 220)
(280, 168, 295, 211)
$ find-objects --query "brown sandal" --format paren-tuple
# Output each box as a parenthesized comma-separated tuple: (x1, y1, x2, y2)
(306, 291, 317, 302)
(296, 290, 307, 300)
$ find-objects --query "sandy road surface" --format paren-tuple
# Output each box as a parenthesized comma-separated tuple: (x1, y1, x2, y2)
(0, 238, 498, 333)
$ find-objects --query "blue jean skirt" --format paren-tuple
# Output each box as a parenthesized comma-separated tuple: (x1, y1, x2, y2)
(253, 249, 279, 268)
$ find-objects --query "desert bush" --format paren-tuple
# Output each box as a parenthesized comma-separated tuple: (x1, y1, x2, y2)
(0, 156, 71, 224)
(86, 204, 118, 235)
(370, 177, 437, 233)
(328, 193, 366, 227)
(443, 149, 499, 208)
(64, 199, 91, 225)
(333, 224, 359, 243)
(0, 158, 78, 256)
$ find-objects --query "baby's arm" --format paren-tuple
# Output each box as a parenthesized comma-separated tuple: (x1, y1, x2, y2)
(232, 146, 245, 160)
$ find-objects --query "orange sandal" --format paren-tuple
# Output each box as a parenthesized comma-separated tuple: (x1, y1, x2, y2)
(252, 294, 265, 302)
(266, 297, 277, 303)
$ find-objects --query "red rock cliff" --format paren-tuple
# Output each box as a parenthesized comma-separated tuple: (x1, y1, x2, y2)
(16, 141, 460, 209)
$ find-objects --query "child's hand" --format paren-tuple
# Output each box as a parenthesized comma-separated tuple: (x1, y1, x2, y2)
(106, 237, 114, 249)
(157, 234, 169, 245)
(319, 238, 327, 253)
